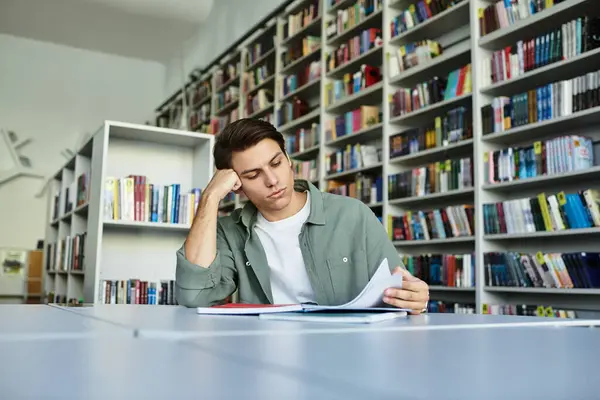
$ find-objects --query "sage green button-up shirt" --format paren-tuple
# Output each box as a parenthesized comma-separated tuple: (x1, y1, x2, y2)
(175, 179, 404, 308)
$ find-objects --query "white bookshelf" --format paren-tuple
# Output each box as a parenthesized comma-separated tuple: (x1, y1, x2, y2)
(147, 0, 600, 317)
(43, 121, 214, 304)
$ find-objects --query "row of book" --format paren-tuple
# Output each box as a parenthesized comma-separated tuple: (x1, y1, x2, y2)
(482, 303, 577, 319)
(326, 28, 382, 73)
(287, 122, 320, 154)
(481, 69, 600, 135)
(280, 61, 320, 98)
(325, 65, 381, 106)
(189, 80, 211, 108)
(478, 0, 566, 37)
(484, 251, 600, 289)
(326, 174, 383, 205)
(324, 105, 380, 143)
(325, 143, 380, 175)
(189, 102, 210, 131)
(100, 279, 178, 305)
(482, 16, 600, 88)
(246, 89, 273, 117)
(389, 64, 472, 120)
(47, 293, 84, 306)
(51, 172, 90, 221)
(388, 204, 474, 241)
(483, 189, 600, 235)
(245, 43, 274, 68)
(428, 301, 475, 314)
(46, 233, 86, 273)
(388, 157, 473, 200)
(388, 39, 443, 79)
(282, 0, 319, 41)
(210, 110, 239, 135)
(483, 135, 595, 184)
(242, 65, 271, 93)
(103, 176, 203, 225)
(214, 62, 239, 90)
(277, 98, 311, 127)
(390, 0, 464, 39)
(281, 36, 320, 70)
(328, 0, 382, 39)
(401, 253, 475, 288)
(389, 106, 472, 159)
(292, 159, 319, 182)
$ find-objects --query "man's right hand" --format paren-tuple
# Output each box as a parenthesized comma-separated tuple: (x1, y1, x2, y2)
(203, 169, 242, 202)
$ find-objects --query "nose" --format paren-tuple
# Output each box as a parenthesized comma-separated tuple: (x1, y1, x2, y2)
(264, 167, 278, 187)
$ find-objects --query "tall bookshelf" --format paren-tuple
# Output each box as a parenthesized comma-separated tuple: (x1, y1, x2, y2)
(148, 0, 600, 318)
(43, 121, 214, 304)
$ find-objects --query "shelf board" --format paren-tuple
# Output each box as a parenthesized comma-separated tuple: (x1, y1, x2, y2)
(324, 162, 383, 180)
(389, 0, 470, 46)
(289, 144, 319, 160)
(480, 47, 600, 97)
(478, 0, 593, 50)
(482, 166, 600, 192)
(326, 81, 383, 114)
(103, 220, 191, 231)
(245, 75, 275, 96)
(389, 93, 472, 125)
(246, 48, 275, 71)
(215, 75, 240, 93)
(192, 95, 211, 109)
(325, 123, 383, 148)
(327, 0, 355, 14)
(278, 108, 320, 132)
(280, 46, 321, 75)
(106, 121, 213, 147)
(246, 104, 274, 119)
(326, 46, 383, 79)
(429, 286, 476, 292)
(485, 287, 600, 295)
(389, 188, 474, 206)
(389, 139, 474, 165)
(484, 227, 600, 240)
(279, 78, 321, 103)
(390, 39, 471, 87)
(481, 106, 600, 145)
(393, 236, 475, 246)
(326, 9, 383, 46)
(215, 100, 239, 116)
(281, 17, 322, 47)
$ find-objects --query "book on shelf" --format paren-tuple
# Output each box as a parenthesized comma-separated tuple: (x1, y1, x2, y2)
(281, 36, 320, 68)
(482, 189, 600, 235)
(325, 105, 380, 142)
(428, 301, 475, 314)
(481, 15, 600, 87)
(388, 156, 473, 200)
(287, 122, 320, 153)
(215, 62, 240, 89)
(216, 86, 239, 110)
(325, 64, 382, 106)
(278, 98, 311, 126)
(280, 60, 321, 98)
(390, 0, 466, 39)
(388, 39, 443, 78)
(388, 204, 475, 241)
(104, 176, 203, 225)
(243, 66, 271, 92)
(282, 0, 320, 40)
(293, 159, 319, 181)
(484, 135, 594, 184)
(481, 69, 600, 135)
(246, 88, 273, 116)
(326, 174, 383, 205)
(390, 64, 472, 119)
(483, 303, 578, 319)
(100, 279, 178, 305)
(327, 28, 382, 73)
(389, 106, 472, 158)
(328, 0, 383, 39)
(246, 41, 275, 67)
(326, 143, 380, 175)
(46, 233, 86, 273)
(402, 253, 475, 288)
(478, 0, 567, 37)
(484, 251, 600, 290)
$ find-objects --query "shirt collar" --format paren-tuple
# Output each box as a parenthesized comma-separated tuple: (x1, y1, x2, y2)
(234, 179, 326, 229)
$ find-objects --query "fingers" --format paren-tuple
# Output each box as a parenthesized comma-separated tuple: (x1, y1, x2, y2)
(383, 296, 423, 311)
(393, 267, 421, 281)
(384, 287, 428, 302)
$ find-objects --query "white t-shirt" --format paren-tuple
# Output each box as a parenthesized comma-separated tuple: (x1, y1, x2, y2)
(254, 191, 316, 305)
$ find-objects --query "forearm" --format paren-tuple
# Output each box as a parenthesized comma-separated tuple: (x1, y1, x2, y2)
(184, 193, 220, 267)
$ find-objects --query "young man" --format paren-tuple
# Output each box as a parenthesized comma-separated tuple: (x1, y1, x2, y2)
(175, 119, 429, 314)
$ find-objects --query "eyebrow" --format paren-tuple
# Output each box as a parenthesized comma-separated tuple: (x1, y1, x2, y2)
(240, 152, 283, 176)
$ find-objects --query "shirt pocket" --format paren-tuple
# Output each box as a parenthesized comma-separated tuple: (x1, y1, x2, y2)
(325, 249, 369, 305)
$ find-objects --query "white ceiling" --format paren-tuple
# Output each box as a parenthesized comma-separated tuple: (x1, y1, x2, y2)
(0, 0, 215, 62)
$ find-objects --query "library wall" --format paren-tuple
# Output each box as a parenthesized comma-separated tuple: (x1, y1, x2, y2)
(164, 0, 283, 95)
(0, 34, 166, 249)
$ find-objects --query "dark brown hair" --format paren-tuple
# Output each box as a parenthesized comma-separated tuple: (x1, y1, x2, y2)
(213, 119, 286, 169)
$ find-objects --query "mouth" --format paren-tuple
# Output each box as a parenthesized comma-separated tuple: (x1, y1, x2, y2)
(267, 187, 286, 199)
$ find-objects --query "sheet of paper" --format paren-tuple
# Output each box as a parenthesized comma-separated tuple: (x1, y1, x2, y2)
(303, 258, 406, 311)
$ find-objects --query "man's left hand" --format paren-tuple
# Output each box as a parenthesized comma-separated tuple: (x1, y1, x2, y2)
(383, 267, 429, 315)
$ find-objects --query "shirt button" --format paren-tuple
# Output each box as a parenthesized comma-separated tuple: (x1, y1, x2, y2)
(342, 257, 348, 262)
(245, 261, 250, 266)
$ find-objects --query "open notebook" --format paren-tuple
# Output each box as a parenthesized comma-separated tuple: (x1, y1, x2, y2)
(196, 258, 409, 316)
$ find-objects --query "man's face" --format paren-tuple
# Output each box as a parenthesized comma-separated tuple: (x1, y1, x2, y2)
(231, 138, 294, 212)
